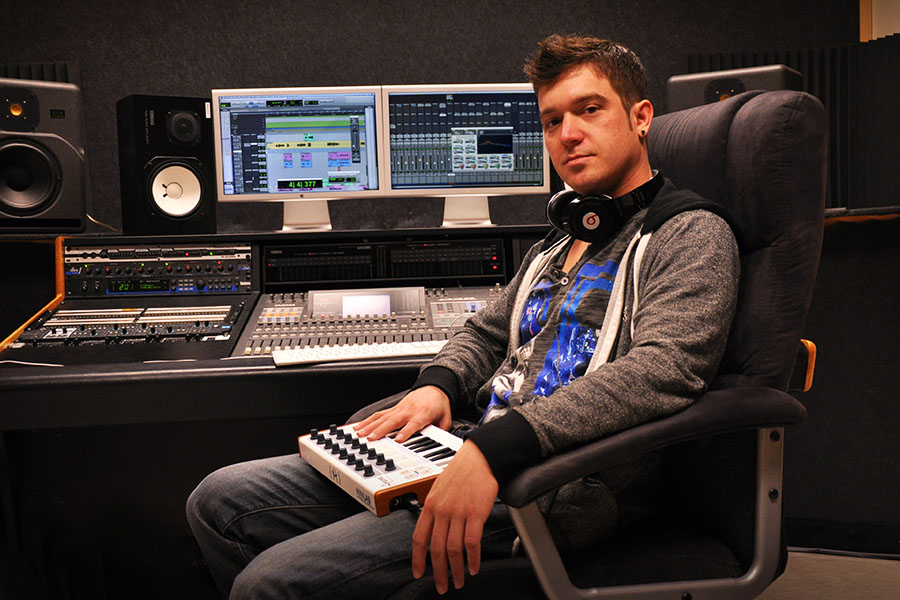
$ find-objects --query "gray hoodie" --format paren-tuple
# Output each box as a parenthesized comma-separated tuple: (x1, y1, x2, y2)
(413, 180, 740, 546)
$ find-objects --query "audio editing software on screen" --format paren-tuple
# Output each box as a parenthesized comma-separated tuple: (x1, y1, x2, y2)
(217, 92, 379, 196)
(387, 91, 544, 190)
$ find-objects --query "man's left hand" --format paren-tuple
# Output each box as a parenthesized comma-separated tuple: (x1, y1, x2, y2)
(411, 440, 498, 594)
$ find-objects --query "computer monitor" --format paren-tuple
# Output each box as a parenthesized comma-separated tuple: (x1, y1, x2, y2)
(382, 83, 550, 226)
(211, 86, 385, 230)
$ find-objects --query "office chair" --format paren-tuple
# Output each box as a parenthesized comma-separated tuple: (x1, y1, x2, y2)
(357, 90, 827, 599)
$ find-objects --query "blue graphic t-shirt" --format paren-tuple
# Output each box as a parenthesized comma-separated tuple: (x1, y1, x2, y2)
(482, 257, 619, 423)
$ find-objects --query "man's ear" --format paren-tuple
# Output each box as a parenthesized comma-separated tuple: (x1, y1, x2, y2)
(633, 99, 653, 136)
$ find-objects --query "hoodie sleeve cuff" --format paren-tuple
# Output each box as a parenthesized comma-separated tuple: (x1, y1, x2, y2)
(410, 366, 462, 407)
(465, 410, 542, 486)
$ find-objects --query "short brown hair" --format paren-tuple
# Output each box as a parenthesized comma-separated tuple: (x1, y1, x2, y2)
(524, 34, 649, 111)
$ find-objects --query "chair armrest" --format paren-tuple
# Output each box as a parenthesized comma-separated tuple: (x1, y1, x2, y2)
(499, 386, 806, 508)
(789, 340, 817, 392)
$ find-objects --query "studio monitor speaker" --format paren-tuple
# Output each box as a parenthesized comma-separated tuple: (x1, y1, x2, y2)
(0, 77, 87, 233)
(667, 64, 803, 112)
(117, 94, 216, 235)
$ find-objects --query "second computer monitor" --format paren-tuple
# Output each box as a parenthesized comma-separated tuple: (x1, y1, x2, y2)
(383, 83, 549, 225)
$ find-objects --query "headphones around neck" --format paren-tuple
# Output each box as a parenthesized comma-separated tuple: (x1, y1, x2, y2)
(546, 171, 664, 243)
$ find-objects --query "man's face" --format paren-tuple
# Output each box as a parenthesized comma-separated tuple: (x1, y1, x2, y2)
(537, 64, 649, 198)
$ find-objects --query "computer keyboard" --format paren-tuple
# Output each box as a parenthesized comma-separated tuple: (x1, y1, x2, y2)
(271, 340, 447, 366)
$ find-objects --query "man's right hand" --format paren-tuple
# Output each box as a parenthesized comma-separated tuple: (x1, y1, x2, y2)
(353, 386, 452, 443)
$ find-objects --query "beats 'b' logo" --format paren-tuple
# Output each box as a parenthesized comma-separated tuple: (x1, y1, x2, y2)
(582, 211, 600, 230)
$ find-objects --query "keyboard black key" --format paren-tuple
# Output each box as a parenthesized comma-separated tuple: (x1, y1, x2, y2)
(424, 447, 456, 461)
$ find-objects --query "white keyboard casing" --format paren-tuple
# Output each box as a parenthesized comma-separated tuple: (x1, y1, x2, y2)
(298, 423, 462, 516)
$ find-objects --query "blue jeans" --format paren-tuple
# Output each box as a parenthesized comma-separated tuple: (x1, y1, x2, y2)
(186, 453, 519, 599)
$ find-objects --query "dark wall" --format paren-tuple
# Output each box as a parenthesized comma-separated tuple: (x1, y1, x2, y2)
(785, 217, 900, 556)
(1, 0, 858, 234)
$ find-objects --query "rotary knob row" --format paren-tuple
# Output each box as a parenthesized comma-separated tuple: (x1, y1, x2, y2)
(309, 427, 396, 477)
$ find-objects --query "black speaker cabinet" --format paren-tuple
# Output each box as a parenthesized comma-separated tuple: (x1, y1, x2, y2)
(0, 77, 87, 233)
(667, 64, 803, 112)
(117, 94, 216, 235)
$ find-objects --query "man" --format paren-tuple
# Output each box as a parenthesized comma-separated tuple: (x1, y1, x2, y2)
(187, 34, 739, 599)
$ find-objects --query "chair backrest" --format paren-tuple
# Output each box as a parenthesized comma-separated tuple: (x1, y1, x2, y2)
(647, 91, 827, 571)
(648, 90, 826, 391)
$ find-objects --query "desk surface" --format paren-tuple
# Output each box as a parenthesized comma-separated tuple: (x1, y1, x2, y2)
(0, 356, 423, 431)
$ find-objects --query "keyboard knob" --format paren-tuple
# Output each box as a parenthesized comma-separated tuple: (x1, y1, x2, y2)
(376, 453, 386, 465)
(385, 458, 395, 471)
(363, 465, 374, 477)
(367, 448, 377, 459)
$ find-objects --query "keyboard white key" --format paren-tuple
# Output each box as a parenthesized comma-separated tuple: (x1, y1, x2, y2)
(272, 340, 447, 366)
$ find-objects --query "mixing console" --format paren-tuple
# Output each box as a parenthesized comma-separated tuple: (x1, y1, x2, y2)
(15, 304, 244, 346)
(231, 285, 503, 358)
(1, 228, 543, 367)
(2, 239, 257, 365)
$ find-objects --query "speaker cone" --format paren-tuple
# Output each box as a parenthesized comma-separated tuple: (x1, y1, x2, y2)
(147, 161, 203, 217)
(0, 139, 62, 216)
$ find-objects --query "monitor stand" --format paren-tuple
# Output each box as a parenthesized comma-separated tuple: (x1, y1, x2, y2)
(282, 200, 333, 231)
(442, 195, 493, 227)
(282, 196, 496, 230)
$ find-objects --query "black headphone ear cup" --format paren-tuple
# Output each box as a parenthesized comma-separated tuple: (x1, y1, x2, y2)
(547, 189, 580, 233)
(566, 195, 605, 241)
